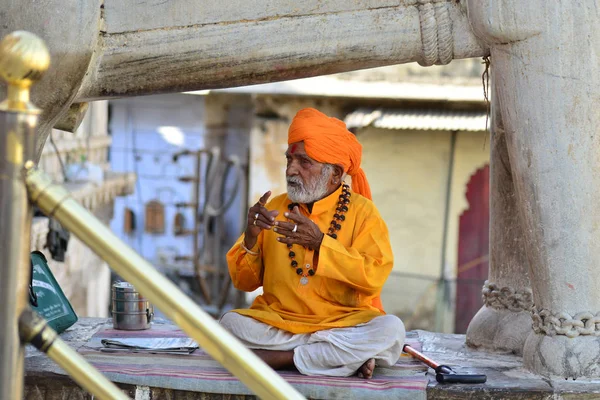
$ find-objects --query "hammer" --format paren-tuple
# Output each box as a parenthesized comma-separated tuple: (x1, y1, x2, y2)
(403, 344, 487, 384)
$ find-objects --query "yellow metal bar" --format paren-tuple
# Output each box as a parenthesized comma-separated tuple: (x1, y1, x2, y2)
(0, 30, 49, 400)
(26, 169, 305, 400)
(49, 340, 130, 400)
(19, 309, 129, 400)
(0, 111, 35, 400)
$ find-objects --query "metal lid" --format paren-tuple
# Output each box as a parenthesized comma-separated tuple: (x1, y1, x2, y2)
(112, 281, 138, 292)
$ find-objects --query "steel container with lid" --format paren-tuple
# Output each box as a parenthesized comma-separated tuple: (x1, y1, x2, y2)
(111, 281, 153, 330)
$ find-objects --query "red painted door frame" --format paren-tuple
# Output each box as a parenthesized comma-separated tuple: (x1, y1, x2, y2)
(454, 164, 490, 334)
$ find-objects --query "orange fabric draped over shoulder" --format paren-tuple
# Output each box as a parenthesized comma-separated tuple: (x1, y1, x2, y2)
(288, 108, 372, 200)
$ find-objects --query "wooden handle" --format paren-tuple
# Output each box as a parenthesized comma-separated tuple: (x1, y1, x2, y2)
(403, 344, 440, 369)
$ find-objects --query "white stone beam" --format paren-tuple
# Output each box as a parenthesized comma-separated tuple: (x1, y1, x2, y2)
(75, 0, 486, 101)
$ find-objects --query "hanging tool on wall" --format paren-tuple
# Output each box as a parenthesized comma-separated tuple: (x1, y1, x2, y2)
(123, 207, 136, 234)
(173, 202, 187, 236)
(403, 344, 487, 384)
(172, 147, 244, 310)
(46, 218, 70, 262)
(200, 152, 244, 312)
(173, 148, 218, 304)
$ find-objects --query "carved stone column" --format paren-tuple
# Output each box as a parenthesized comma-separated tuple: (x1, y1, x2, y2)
(467, 0, 600, 378)
(466, 79, 532, 355)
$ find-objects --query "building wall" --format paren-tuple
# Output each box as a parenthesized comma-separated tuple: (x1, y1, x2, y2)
(443, 130, 490, 331)
(446, 131, 491, 281)
(109, 94, 207, 265)
(39, 101, 111, 183)
(33, 100, 132, 318)
(108, 93, 252, 309)
(359, 127, 450, 330)
(360, 127, 490, 331)
(31, 204, 115, 318)
(360, 128, 451, 278)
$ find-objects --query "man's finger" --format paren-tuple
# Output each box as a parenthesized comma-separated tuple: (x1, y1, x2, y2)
(266, 209, 280, 220)
(284, 206, 307, 223)
(257, 191, 272, 206)
(253, 220, 273, 230)
(259, 208, 278, 223)
(250, 207, 278, 223)
(250, 213, 276, 227)
(248, 215, 274, 230)
(276, 236, 298, 244)
(273, 221, 296, 230)
(273, 226, 296, 235)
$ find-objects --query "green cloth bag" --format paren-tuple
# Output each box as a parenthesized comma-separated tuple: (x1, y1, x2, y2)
(29, 251, 78, 334)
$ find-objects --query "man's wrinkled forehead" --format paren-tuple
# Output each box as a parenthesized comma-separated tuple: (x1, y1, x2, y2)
(286, 141, 306, 156)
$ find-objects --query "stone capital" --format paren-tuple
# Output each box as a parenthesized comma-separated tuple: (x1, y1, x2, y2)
(466, 0, 543, 45)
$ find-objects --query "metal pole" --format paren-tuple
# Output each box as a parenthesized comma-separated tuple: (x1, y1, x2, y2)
(25, 169, 305, 400)
(0, 31, 50, 400)
(434, 130, 457, 333)
(19, 309, 129, 400)
(194, 150, 212, 303)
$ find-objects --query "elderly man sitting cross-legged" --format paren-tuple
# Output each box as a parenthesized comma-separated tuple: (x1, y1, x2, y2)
(220, 108, 405, 379)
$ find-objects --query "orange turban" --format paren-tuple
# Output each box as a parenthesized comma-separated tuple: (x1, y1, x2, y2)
(288, 108, 372, 200)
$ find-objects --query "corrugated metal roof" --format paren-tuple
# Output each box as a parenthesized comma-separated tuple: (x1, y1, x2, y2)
(187, 76, 486, 102)
(345, 108, 489, 132)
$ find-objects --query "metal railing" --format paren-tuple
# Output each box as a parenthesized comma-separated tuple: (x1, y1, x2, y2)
(0, 30, 305, 400)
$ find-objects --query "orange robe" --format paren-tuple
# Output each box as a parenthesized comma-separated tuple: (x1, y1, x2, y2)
(226, 185, 394, 334)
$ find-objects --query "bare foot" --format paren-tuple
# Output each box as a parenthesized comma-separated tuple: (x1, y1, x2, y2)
(357, 358, 375, 379)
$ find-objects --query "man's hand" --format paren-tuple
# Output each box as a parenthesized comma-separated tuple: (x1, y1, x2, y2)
(274, 206, 324, 251)
(244, 191, 279, 249)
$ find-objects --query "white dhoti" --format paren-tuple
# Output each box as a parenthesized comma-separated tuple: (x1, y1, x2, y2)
(219, 312, 405, 377)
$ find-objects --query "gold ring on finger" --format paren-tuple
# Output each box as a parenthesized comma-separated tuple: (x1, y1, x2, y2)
(253, 219, 257, 226)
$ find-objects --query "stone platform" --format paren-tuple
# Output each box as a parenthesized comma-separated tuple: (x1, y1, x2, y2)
(23, 318, 600, 399)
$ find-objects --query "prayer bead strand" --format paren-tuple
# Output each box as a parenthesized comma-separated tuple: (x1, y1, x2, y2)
(287, 183, 350, 285)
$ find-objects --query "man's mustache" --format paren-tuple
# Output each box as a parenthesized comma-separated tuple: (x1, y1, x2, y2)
(287, 176, 303, 186)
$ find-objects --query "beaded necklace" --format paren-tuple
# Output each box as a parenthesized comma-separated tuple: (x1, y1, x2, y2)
(287, 183, 351, 285)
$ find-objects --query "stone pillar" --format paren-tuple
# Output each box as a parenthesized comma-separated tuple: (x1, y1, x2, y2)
(466, 79, 532, 355)
(467, 0, 600, 378)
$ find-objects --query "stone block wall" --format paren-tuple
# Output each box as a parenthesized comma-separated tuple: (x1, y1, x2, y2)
(31, 100, 135, 318)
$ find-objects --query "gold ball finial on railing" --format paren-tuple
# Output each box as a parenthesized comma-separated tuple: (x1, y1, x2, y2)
(0, 31, 50, 112)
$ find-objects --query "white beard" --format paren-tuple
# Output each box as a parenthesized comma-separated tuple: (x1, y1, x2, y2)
(287, 165, 333, 204)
